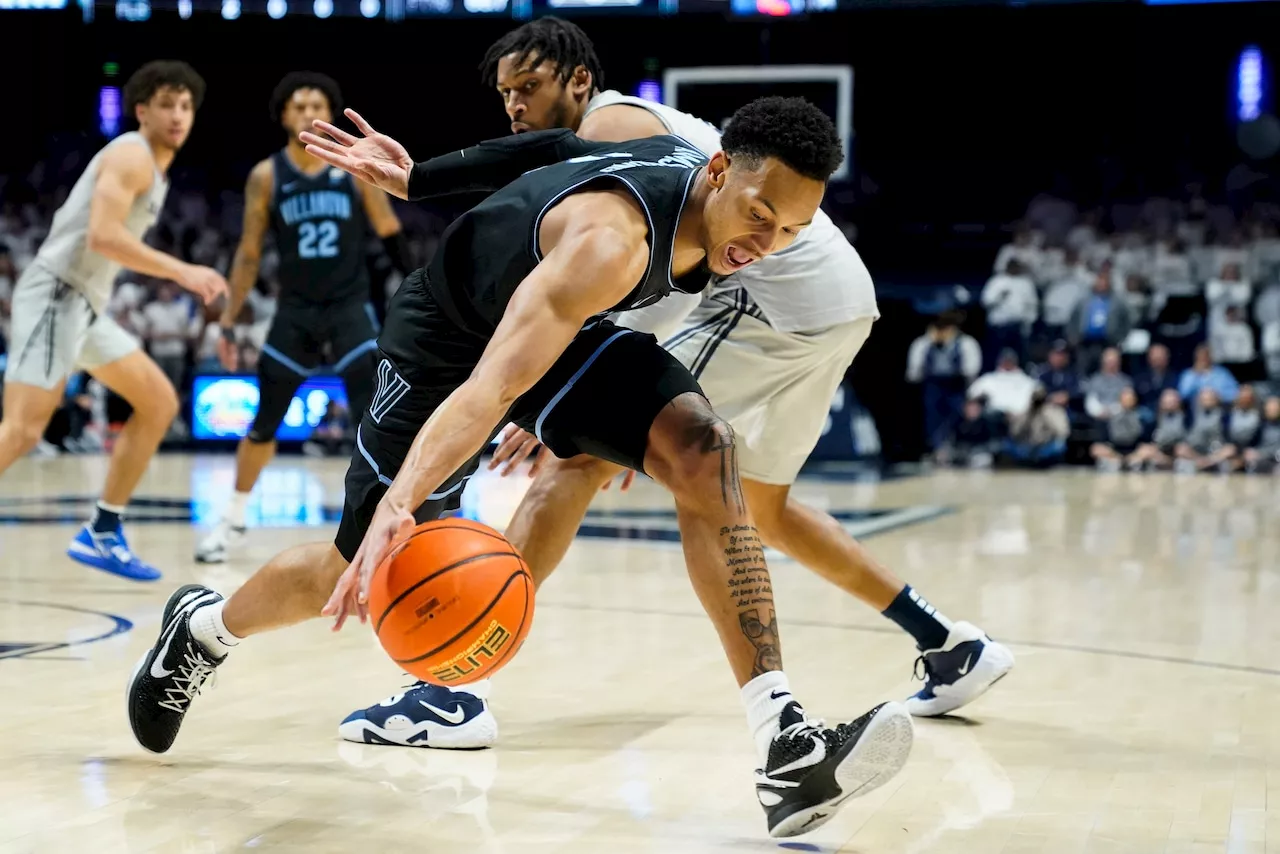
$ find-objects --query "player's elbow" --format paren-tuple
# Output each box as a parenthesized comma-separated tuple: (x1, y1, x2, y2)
(86, 222, 120, 257)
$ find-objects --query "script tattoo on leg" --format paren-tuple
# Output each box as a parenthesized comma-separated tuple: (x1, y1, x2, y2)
(722, 525, 779, 676)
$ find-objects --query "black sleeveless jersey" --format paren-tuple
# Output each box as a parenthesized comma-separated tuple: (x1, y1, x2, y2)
(268, 150, 370, 305)
(424, 135, 712, 337)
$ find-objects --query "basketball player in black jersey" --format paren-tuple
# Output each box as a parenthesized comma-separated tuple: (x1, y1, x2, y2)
(195, 72, 412, 563)
(128, 98, 914, 838)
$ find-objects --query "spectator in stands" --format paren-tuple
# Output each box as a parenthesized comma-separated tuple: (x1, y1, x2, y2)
(981, 258, 1038, 369)
(1118, 273, 1153, 328)
(1083, 347, 1132, 420)
(1262, 315, 1280, 381)
(993, 227, 1042, 278)
(1089, 386, 1148, 471)
(1041, 250, 1092, 340)
(905, 311, 982, 451)
(1003, 385, 1069, 468)
(141, 282, 195, 394)
(1252, 222, 1280, 283)
(1225, 384, 1262, 456)
(1150, 238, 1196, 297)
(1242, 396, 1280, 473)
(1215, 229, 1251, 279)
(1175, 387, 1233, 472)
(1206, 263, 1252, 334)
(1134, 343, 1178, 408)
(1112, 232, 1152, 284)
(1128, 388, 1188, 470)
(1210, 305, 1256, 377)
(1032, 340, 1080, 409)
(1256, 278, 1280, 330)
(1067, 273, 1133, 375)
(937, 397, 999, 468)
(968, 348, 1038, 420)
(1178, 344, 1239, 404)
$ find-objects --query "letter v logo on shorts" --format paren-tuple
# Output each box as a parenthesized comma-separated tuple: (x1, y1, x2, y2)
(370, 358, 410, 424)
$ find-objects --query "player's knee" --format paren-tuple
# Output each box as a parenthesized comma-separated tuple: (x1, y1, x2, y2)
(646, 399, 739, 507)
(136, 380, 180, 426)
(1, 417, 50, 455)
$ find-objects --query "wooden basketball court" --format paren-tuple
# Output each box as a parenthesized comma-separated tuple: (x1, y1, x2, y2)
(2, 453, 1278, 853)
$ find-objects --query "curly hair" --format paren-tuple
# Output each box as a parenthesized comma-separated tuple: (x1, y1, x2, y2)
(123, 60, 206, 115)
(268, 71, 343, 124)
(479, 18, 604, 91)
(720, 97, 843, 183)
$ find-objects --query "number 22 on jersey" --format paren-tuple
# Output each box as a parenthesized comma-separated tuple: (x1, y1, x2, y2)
(298, 220, 339, 259)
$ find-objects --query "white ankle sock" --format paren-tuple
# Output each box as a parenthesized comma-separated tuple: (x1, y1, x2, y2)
(224, 491, 251, 528)
(188, 600, 240, 660)
(741, 671, 794, 765)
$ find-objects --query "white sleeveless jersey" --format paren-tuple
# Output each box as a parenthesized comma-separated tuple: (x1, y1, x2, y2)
(584, 90, 878, 332)
(33, 131, 169, 313)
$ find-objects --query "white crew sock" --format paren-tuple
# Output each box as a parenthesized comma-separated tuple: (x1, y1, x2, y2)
(188, 600, 241, 660)
(224, 491, 251, 528)
(741, 671, 794, 765)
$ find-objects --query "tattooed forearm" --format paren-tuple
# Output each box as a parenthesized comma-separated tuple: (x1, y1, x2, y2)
(701, 424, 745, 514)
(723, 525, 780, 676)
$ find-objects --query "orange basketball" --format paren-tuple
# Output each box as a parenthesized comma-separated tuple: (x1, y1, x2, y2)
(367, 518, 534, 686)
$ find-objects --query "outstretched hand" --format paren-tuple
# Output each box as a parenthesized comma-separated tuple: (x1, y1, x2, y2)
(321, 499, 415, 631)
(300, 109, 414, 200)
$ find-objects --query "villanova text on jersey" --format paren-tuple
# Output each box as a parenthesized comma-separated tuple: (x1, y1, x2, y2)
(270, 154, 370, 304)
(278, 190, 353, 229)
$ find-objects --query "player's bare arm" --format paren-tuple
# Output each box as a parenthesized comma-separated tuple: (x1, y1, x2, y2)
(324, 189, 650, 623)
(357, 181, 403, 238)
(87, 142, 227, 304)
(576, 103, 669, 143)
(385, 187, 648, 512)
(220, 158, 274, 329)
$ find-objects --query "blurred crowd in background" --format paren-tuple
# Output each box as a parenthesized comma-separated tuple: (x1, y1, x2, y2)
(3, 148, 1280, 475)
(909, 195, 1280, 474)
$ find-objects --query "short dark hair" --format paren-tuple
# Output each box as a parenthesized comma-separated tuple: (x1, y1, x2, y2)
(720, 97, 843, 183)
(124, 60, 206, 115)
(269, 71, 344, 124)
(480, 17, 605, 92)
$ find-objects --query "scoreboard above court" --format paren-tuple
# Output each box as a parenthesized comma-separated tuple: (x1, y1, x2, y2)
(54, 0, 1280, 20)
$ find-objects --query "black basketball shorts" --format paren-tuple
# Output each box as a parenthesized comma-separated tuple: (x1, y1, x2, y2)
(333, 318, 705, 562)
(248, 294, 380, 442)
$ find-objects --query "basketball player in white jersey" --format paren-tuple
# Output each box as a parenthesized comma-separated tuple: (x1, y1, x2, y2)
(0, 61, 227, 581)
(336, 19, 1013, 750)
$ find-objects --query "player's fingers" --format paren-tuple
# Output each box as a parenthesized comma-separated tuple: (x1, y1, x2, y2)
(529, 445, 553, 478)
(501, 438, 538, 476)
(345, 108, 376, 137)
(313, 118, 360, 146)
(620, 470, 637, 492)
(304, 144, 353, 172)
(489, 429, 524, 469)
(300, 131, 348, 155)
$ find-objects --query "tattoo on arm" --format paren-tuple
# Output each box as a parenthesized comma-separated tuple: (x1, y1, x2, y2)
(723, 525, 780, 677)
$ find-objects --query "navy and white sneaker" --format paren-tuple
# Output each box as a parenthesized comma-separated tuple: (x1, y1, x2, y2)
(340, 681, 497, 749)
(127, 585, 225, 753)
(905, 621, 1015, 717)
(68, 523, 161, 581)
(756, 700, 914, 838)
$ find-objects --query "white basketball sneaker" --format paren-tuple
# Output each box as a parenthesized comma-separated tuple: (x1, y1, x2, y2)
(194, 519, 246, 564)
(905, 621, 1015, 717)
(339, 681, 498, 749)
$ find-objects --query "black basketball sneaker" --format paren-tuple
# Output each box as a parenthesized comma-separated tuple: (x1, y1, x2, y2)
(127, 584, 225, 754)
(756, 699, 914, 838)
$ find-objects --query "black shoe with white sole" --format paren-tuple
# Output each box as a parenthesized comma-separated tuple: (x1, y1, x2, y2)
(127, 584, 225, 754)
(756, 700, 914, 838)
